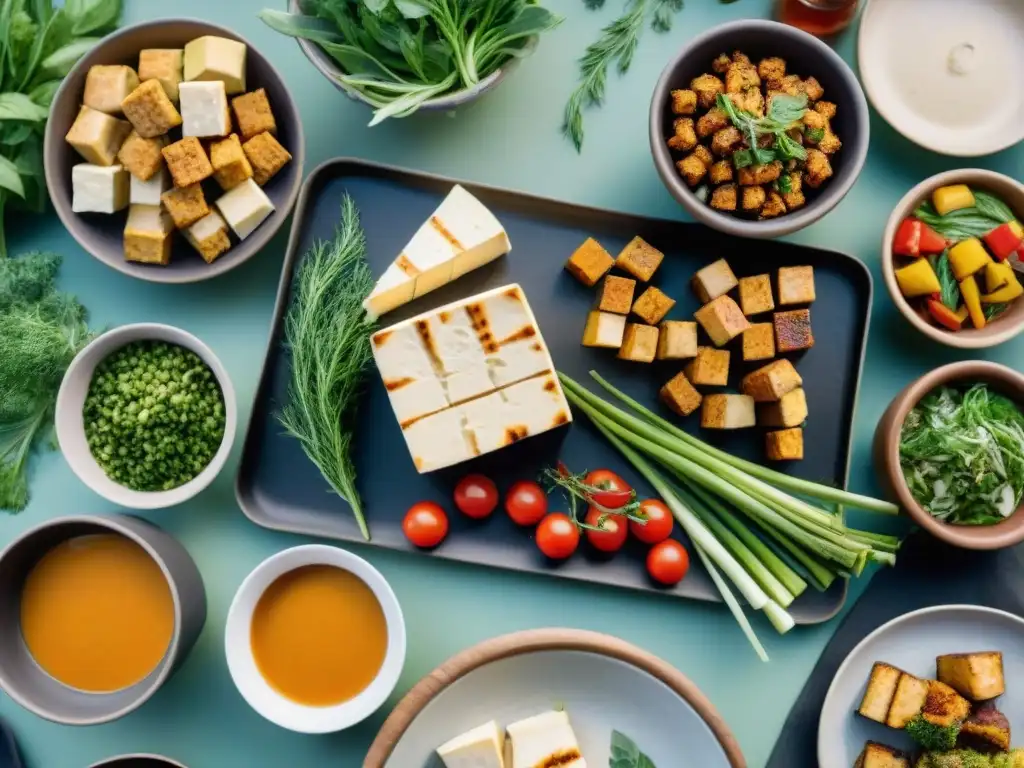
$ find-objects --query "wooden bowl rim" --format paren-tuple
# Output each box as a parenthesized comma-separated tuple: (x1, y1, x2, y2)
(363, 627, 746, 768)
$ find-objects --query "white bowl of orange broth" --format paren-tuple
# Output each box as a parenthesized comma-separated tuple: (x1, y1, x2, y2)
(0, 515, 206, 725)
(225, 544, 406, 733)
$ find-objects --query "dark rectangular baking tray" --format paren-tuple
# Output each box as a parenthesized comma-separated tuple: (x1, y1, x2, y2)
(236, 159, 872, 625)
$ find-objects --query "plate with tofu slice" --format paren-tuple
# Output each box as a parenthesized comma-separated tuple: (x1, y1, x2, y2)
(237, 159, 873, 624)
(44, 18, 304, 282)
(818, 605, 1024, 768)
(364, 629, 745, 768)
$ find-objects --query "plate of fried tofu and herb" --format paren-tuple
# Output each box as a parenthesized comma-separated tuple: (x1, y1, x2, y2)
(44, 19, 303, 283)
(818, 605, 1024, 768)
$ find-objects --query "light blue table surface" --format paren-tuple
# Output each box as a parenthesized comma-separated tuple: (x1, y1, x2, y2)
(2, 1, 1022, 766)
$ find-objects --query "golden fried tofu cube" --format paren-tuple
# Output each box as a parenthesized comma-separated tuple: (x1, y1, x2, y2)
(566, 237, 614, 287)
(124, 204, 174, 265)
(937, 653, 1005, 701)
(692, 258, 738, 303)
(921, 681, 971, 729)
(656, 321, 698, 360)
(696, 107, 729, 138)
(161, 183, 209, 229)
(725, 62, 760, 93)
(782, 172, 806, 211)
(691, 147, 712, 169)
(774, 309, 814, 352)
(210, 134, 254, 191)
(701, 394, 755, 429)
(660, 372, 702, 417)
(597, 274, 636, 314)
(691, 73, 724, 109)
(738, 274, 774, 315)
(242, 131, 292, 186)
(855, 742, 909, 768)
(184, 210, 232, 264)
(886, 673, 930, 729)
(767, 428, 803, 460)
(819, 130, 842, 155)
(618, 323, 659, 363)
(741, 185, 767, 212)
(632, 286, 675, 325)
(711, 126, 743, 157)
(731, 51, 752, 65)
(65, 106, 132, 166)
(121, 79, 182, 138)
(711, 53, 732, 74)
(758, 387, 807, 428)
(667, 117, 698, 152)
(582, 311, 626, 348)
(161, 136, 213, 187)
(802, 76, 824, 102)
(778, 266, 816, 305)
(116, 130, 167, 180)
(741, 359, 802, 402)
(84, 65, 139, 115)
(676, 154, 707, 187)
(742, 323, 775, 362)
(858, 663, 904, 725)
(738, 160, 783, 186)
(615, 236, 664, 282)
(670, 88, 698, 115)
(232, 88, 277, 140)
(805, 148, 833, 189)
(757, 57, 786, 82)
(727, 88, 765, 117)
(802, 109, 828, 135)
(695, 295, 749, 346)
(709, 160, 734, 185)
(685, 347, 730, 386)
(138, 49, 184, 102)
(710, 184, 738, 211)
(815, 101, 837, 119)
(760, 191, 787, 220)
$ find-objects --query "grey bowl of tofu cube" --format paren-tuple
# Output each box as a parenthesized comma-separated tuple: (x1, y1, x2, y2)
(649, 19, 870, 239)
(43, 18, 304, 283)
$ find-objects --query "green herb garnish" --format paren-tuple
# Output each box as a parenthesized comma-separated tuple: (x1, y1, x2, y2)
(985, 302, 1009, 321)
(900, 384, 1024, 525)
(777, 174, 793, 195)
(278, 196, 376, 539)
(805, 126, 825, 143)
(914, 190, 1015, 242)
(610, 730, 656, 768)
(717, 91, 808, 167)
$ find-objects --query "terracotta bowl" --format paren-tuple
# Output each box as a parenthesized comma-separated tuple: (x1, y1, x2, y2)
(882, 169, 1024, 349)
(873, 361, 1024, 550)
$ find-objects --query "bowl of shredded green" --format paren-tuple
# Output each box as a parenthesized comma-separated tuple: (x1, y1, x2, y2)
(874, 361, 1024, 550)
(55, 324, 237, 510)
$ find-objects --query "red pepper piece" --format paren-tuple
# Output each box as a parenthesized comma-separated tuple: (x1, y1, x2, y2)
(927, 299, 964, 331)
(917, 223, 947, 254)
(983, 222, 1024, 262)
(893, 219, 922, 257)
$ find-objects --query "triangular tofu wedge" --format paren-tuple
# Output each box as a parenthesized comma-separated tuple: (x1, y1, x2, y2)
(437, 720, 506, 768)
(363, 185, 511, 319)
(506, 710, 586, 768)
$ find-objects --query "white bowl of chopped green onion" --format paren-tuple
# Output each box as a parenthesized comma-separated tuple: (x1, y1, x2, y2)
(55, 323, 237, 510)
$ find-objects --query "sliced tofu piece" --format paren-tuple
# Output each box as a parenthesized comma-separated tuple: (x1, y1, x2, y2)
(138, 49, 184, 102)
(129, 167, 170, 206)
(372, 321, 447, 425)
(363, 185, 510, 319)
(215, 178, 274, 239)
(184, 210, 232, 264)
(123, 204, 174, 265)
(886, 673, 930, 729)
(618, 323, 659, 363)
(179, 80, 231, 138)
(401, 405, 477, 474)
(583, 311, 626, 349)
(742, 323, 775, 362)
(506, 710, 586, 768)
(565, 237, 614, 287)
(738, 274, 774, 316)
(701, 394, 755, 429)
(437, 720, 506, 768)
(741, 360, 802, 402)
(921, 680, 971, 729)
(656, 320, 698, 360)
(685, 347, 729, 386)
(758, 388, 807, 428)
(65, 106, 131, 166)
(937, 652, 1005, 701)
(768, 427, 804, 460)
(854, 742, 910, 768)
(660, 372, 702, 417)
(774, 309, 814, 353)
(694, 295, 750, 346)
(184, 35, 247, 94)
(71, 164, 129, 214)
(778, 266, 816, 305)
(596, 275, 636, 314)
(692, 258, 738, 303)
(83, 65, 139, 115)
(462, 373, 571, 455)
(857, 662, 904, 724)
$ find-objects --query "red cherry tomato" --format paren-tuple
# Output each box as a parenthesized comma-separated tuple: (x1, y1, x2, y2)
(646, 540, 690, 585)
(630, 499, 674, 545)
(584, 506, 628, 553)
(506, 481, 548, 526)
(535, 513, 580, 560)
(584, 469, 633, 509)
(454, 474, 499, 519)
(402, 502, 449, 548)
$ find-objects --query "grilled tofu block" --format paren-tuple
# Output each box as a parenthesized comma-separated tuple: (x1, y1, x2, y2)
(957, 702, 1011, 753)
(855, 742, 910, 768)
(758, 387, 807, 428)
(616, 236, 665, 282)
(766, 427, 803, 460)
(618, 323, 659, 363)
(632, 286, 676, 325)
(701, 394, 755, 429)
(685, 347, 730, 386)
(660, 372, 703, 417)
(741, 359, 802, 402)
(742, 323, 775, 361)
(582, 311, 626, 349)
(778, 266, 816, 305)
(566, 237, 614, 287)
(774, 309, 814, 352)
(695, 295, 750, 346)
(597, 275, 636, 315)
(738, 274, 774, 316)
(921, 680, 971, 729)
(858, 662, 904, 725)
(656, 321, 698, 360)
(886, 673, 931, 729)
(692, 258, 738, 303)
(937, 652, 1005, 701)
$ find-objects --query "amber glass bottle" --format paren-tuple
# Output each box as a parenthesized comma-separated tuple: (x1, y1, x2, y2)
(776, 0, 859, 37)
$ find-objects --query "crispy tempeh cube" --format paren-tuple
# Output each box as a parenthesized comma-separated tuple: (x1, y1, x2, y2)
(778, 266, 816, 305)
(742, 323, 775, 361)
(615, 236, 664, 282)
(660, 372, 702, 417)
(685, 347, 729, 386)
(670, 88, 698, 115)
(805, 148, 833, 188)
(597, 275, 636, 314)
(782, 172, 806, 211)
(632, 286, 676, 325)
(937, 653, 1005, 701)
(701, 394, 755, 429)
(758, 388, 807, 428)
(566, 237, 614, 287)
(656, 321, 698, 360)
(692, 258, 738, 303)
(618, 323, 659, 363)
(741, 359, 802, 402)
(858, 662, 904, 724)
(766, 427, 803, 460)
(760, 191, 787, 219)
(774, 309, 814, 352)
(210, 133, 254, 191)
(692, 145, 714, 168)
(667, 117, 698, 151)
(582, 311, 626, 348)
(738, 274, 774, 315)
(695, 295, 749, 346)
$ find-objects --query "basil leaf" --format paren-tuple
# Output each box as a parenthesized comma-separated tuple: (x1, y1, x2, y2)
(0, 122, 33, 146)
(732, 149, 754, 168)
(64, 0, 121, 35)
(0, 155, 26, 199)
(0, 92, 48, 122)
(609, 729, 657, 768)
(362, 0, 390, 16)
(766, 93, 808, 125)
(393, 0, 431, 18)
(27, 79, 61, 110)
(41, 37, 101, 77)
(257, 10, 345, 45)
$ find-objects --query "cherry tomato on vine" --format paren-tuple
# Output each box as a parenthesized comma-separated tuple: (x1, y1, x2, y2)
(505, 481, 548, 526)
(584, 506, 628, 553)
(402, 502, 449, 548)
(646, 539, 690, 585)
(630, 499, 674, 545)
(535, 513, 580, 560)
(454, 474, 499, 519)
(583, 469, 633, 509)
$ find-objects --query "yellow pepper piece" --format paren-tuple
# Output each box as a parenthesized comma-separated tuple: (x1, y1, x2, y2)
(954, 305, 970, 323)
(981, 276, 1024, 304)
(959, 275, 985, 329)
(895, 259, 942, 298)
(985, 261, 1014, 293)
(932, 185, 976, 216)
(948, 238, 991, 280)
(1011, 220, 1024, 239)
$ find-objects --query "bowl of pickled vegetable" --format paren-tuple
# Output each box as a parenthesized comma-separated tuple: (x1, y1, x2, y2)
(874, 361, 1024, 550)
(883, 169, 1024, 349)
(55, 323, 237, 509)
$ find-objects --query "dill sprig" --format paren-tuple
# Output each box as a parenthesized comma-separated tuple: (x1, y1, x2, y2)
(278, 196, 376, 540)
(650, 0, 684, 32)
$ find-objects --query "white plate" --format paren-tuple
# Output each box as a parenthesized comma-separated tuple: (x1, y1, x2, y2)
(858, 0, 1024, 156)
(367, 629, 745, 767)
(818, 605, 1024, 767)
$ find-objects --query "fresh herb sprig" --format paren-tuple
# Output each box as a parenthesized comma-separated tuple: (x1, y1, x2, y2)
(278, 196, 376, 539)
(914, 190, 1016, 242)
(543, 464, 648, 532)
(930, 250, 960, 311)
(718, 92, 808, 168)
(610, 729, 657, 768)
